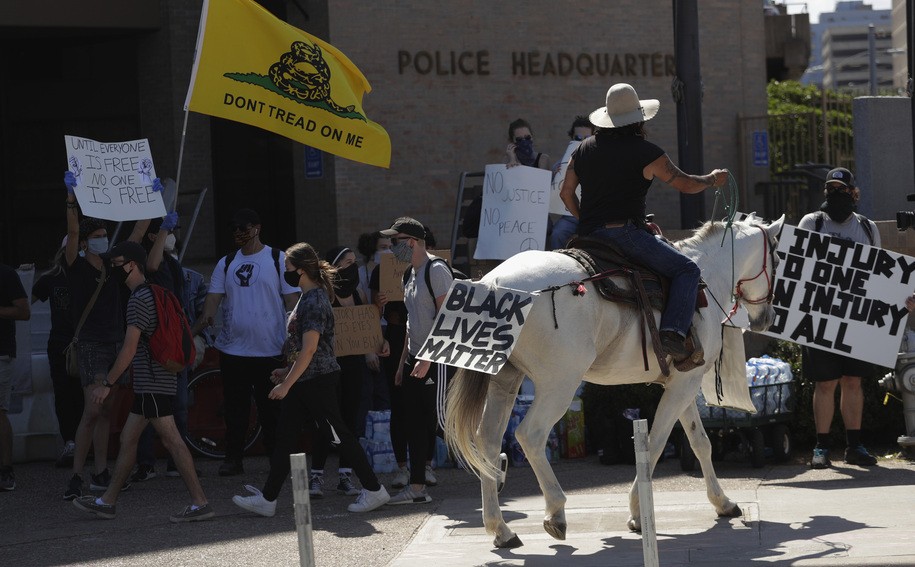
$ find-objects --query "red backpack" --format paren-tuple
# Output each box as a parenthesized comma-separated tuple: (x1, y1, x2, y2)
(144, 284, 196, 373)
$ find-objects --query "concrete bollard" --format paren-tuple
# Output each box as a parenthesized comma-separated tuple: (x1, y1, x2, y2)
(633, 419, 659, 567)
(290, 453, 315, 567)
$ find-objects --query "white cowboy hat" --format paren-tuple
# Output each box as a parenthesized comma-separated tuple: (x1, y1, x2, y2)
(589, 83, 660, 129)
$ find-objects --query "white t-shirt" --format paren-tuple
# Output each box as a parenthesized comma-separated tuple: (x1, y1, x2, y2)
(208, 246, 300, 357)
(797, 212, 880, 248)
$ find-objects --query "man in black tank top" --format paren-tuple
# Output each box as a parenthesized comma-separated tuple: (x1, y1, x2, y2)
(559, 83, 729, 357)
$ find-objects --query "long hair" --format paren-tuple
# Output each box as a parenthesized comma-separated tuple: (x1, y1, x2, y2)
(286, 242, 337, 302)
(598, 121, 647, 139)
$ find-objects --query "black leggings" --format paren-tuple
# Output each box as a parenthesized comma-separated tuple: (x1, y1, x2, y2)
(219, 352, 281, 463)
(263, 372, 379, 501)
(311, 354, 365, 470)
(383, 323, 408, 463)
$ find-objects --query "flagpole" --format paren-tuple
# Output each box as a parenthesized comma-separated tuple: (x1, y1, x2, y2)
(172, 108, 190, 212)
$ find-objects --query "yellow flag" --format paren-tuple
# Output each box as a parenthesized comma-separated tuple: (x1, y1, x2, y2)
(184, 0, 391, 168)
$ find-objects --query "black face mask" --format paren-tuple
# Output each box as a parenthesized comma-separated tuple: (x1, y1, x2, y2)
(335, 264, 360, 298)
(821, 192, 855, 222)
(113, 265, 132, 286)
(283, 269, 301, 288)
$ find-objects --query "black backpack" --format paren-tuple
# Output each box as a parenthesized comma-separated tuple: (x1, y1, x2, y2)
(402, 256, 468, 301)
(814, 212, 875, 246)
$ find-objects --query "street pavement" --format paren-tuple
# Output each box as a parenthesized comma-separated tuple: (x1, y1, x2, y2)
(2, 448, 915, 566)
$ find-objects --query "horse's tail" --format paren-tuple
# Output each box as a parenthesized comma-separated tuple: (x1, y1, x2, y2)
(444, 367, 501, 481)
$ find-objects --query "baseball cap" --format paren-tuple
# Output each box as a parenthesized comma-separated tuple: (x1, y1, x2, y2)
(380, 217, 425, 240)
(101, 241, 147, 267)
(825, 167, 854, 188)
(230, 208, 261, 228)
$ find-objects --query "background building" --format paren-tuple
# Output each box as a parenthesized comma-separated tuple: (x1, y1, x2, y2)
(0, 0, 768, 269)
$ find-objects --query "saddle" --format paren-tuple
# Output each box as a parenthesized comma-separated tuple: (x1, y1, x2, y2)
(558, 234, 706, 377)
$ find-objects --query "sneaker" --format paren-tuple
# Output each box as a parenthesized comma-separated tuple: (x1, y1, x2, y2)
(218, 460, 244, 477)
(391, 466, 409, 489)
(0, 468, 15, 491)
(64, 474, 83, 500)
(130, 464, 157, 482)
(811, 447, 831, 469)
(424, 465, 438, 487)
(165, 463, 201, 478)
(170, 503, 215, 523)
(660, 331, 688, 358)
(348, 486, 390, 513)
(336, 472, 360, 496)
(56, 441, 76, 469)
(89, 469, 130, 493)
(309, 474, 324, 499)
(386, 486, 432, 505)
(232, 485, 276, 517)
(72, 495, 116, 519)
(844, 445, 878, 466)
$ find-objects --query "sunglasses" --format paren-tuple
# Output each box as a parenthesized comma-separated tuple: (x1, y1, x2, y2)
(230, 224, 252, 232)
(391, 236, 418, 244)
(514, 135, 533, 143)
(825, 184, 852, 194)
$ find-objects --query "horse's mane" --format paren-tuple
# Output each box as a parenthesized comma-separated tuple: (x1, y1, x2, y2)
(676, 219, 765, 250)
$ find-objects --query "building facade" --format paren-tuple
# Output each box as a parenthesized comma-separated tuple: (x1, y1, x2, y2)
(0, 0, 767, 268)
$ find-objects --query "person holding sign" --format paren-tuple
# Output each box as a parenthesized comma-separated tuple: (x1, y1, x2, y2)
(798, 168, 880, 469)
(559, 83, 728, 358)
(379, 217, 454, 505)
(308, 246, 389, 499)
(549, 115, 594, 250)
(505, 118, 551, 170)
(232, 243, 390, 516)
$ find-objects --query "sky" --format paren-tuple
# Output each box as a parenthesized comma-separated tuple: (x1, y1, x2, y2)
(787, 0, 894, 23)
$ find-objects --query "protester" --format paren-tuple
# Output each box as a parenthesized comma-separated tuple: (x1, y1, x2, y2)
(549, 115, 594, 250)
(62, 171, 148, 500)
(71, 241, 213, 522)
(378, 217, 453, 504)
(505, 118, 550, 170)
(356, 232, 391, 305)
(0, 261, 30, 491)
(31, 240, 82, 468)
(559, 83, 727, 358)
(191, 208, 299, 476)
(309, 245, 389, 499)
(798, 168, 881, 469)
(232, 242, 390, 516)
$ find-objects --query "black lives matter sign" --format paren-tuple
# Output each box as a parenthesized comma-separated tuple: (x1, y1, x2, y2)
(416, 281, 535, 375)
(764, 226, 915, 367)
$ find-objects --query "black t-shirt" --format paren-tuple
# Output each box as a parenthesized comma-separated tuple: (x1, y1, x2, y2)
(0, 264, 27, 357)
(147, 253, 184, 298)
(32, 269, 74, 341)
(65, 256, 124, 343)
(572, 133, 665, 236)
(369, 264, 407, 326)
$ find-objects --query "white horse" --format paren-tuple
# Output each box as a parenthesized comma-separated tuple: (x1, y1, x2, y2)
(444, 216, 785, 549)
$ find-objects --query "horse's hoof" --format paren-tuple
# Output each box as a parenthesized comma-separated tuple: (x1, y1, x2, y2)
(627, 518, 641, 533)
(718, 503, 742, 518)
(495, 534, 524, 549)
(543, 519, 567, 540)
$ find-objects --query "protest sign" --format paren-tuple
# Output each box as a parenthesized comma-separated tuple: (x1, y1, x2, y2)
(763, 225, 915, 367)
(378, 253, 409, 301)
(474, 164, 551, 260)
(549, 140, 581, 215)
(416, 281, 536, 375)
(333, 305, 383, 356)
(65, 135, 167, 221)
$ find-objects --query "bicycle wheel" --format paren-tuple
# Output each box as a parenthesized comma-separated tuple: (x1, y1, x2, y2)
(185, 368, 262, 459)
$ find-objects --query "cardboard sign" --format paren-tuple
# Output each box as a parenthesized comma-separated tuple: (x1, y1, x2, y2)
(65, 135, 167, 221)
(763, 225, 915, 367)
(416, 281, 536, 375)
(333, 305, 383, 356)
(378, 253, 409, 301)
(474, 164, 551, 260)
(549, 140, 581, 215)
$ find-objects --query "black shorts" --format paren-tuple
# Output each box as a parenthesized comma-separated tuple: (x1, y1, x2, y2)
(802, 346, 874, 382)
(131, 393, 175, 419)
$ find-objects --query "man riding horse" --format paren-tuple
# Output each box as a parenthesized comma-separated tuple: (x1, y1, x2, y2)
(559, 82, 729, 358)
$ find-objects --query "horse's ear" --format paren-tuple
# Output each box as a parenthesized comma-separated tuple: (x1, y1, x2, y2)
(766, 214, 786, 240)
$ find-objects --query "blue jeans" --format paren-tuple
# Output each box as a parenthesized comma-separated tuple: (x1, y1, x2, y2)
(550, 215, 579, 250)
(591, 222, 700, 336)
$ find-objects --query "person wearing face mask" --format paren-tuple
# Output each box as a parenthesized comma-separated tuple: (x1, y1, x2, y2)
(377, 217, 453, 505)
(505, 118, 550, 170)
(548, 116, 595, 250)
(192, 208, 300, 477)
(797, 168, 881, 470)
(307, 246, 390, 498)
(356, 232, 391, 308)
(61, 171, 149, 501)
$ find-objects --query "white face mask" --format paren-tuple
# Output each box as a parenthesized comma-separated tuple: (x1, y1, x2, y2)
(164, 233, 177, 252)
(86, 237, 109, 255)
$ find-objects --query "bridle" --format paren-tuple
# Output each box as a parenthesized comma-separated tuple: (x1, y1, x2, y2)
(726, 226, 776, 318)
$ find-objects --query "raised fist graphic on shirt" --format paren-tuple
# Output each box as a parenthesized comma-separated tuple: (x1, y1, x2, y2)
(236, 263, 255, 287)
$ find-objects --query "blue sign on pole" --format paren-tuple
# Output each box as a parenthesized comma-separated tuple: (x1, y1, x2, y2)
(304, 146, 323, 179)
(752, 131, 769, 167)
